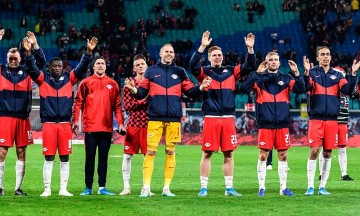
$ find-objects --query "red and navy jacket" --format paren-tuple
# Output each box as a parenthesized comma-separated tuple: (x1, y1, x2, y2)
(26, 53, 91, 123)
(135, 61, 202, 122)
(0, 62, 33, 119)
(242, 71, 305, 128)
(189, 51, 256, 116)
(304, 66, 357, 120)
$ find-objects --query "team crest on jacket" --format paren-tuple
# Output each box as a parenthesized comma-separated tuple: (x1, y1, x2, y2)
(18, 70, 23, 75)
(106, 84, 113, 89)
(278, 81, 284, 86)
(222, 69, 228, 73)
(171, 74, 178, 79)
(59, 76, 64, 80)
(330, 75, 337, 80)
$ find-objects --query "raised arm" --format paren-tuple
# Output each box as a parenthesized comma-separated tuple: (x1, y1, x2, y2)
(189, 31, 212, 80)
(288, 60, 305, 94)
(0, 29, 4, 41)
(235, 33, 256, 79)
(26, 31, 46, 69)
(340, 59, 360, 95)
(24, 37, 44, 85)
(72, 37, 98, 82)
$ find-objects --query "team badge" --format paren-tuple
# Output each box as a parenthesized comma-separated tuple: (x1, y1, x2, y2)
(222, 69, 228, 73)
(259, 141, 266, 146)
(18, 70, 23, 75)
(308, 139, 313, 144)
(204, 143, 211, 147)
(106, 84, 113, 89)
(148, 134, 153, 137)
(43, 147, 48, 152)
(278, 81, 284, 86)
(59, 76, 64, 80)
(0, 139, 5, 143)
(171, 74, 178, 79)
(330, 75, 337, 80)
(124, 146, 130, 150)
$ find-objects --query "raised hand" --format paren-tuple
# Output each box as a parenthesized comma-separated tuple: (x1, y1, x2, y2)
(22, 37, 32, 51)
(244, 33, 255, 48)
(87, 37, 98, 53)
(124, 77, 135, 90)
(201, 76, 212, 88)
(257, 61, 268, 73)
(201, 31, 212, 47)
(288, 60, 300, 76)
(351, 59, 360, 76)
(26, 31, 37, 45)
(303, 56, 310, 76)
(0, 29, 4, 41)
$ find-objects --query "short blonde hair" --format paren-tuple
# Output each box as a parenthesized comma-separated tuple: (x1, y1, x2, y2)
(265, 52, 279, 60)
(208, 46, 222, 55)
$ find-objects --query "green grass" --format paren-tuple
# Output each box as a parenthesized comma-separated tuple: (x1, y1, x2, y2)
(1, 145, 360, 216)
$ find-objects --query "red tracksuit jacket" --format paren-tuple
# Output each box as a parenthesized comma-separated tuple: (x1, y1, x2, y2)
(72, 74, 124, 132)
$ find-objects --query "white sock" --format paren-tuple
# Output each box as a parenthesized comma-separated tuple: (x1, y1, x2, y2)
(307, 159, 316, 189)
(122, 154, 132, 189)
(320, 158, 331, 188)
(15, 160, 25, 190)
(60, 162, 70, 190)
(43, 160, 53, 189)
(200, 176, 208, 189)
(278, 161, 288, 190)
(338, 147, 347, 176)
(318, 148, 324, 175)
(0, 161, 4, 189)
(257, 160, 266, 190)
(224, 176, 233, 189)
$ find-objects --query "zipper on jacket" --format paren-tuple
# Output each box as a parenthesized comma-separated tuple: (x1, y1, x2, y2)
(13, 82, 16, 117)
(324, 73, 327, 119)
(220, 69, 224, 114)
(166, 66, 168, 122)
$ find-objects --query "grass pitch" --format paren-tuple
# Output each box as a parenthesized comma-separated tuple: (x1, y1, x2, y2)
(0, 144, 359, 216)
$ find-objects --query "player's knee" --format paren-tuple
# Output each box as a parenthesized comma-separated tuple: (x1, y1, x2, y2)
(59, 155, 69, 162)
(165, 149, 175, 155)
(147, 150, 156, 156)
(202, 151, 213, 159)
(323, 150, 332, 159)
(45, 155, 55, 161)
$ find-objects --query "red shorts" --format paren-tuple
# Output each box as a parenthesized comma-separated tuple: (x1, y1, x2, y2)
(124, 126, 147, 154)
(258, 128, 290, 150)
(202, 117, 238, 152)
(338, 124, 348, 147)
(0, 117, 33, 147)
(42, 122, 72, 155)
(308, 120, 338, 150)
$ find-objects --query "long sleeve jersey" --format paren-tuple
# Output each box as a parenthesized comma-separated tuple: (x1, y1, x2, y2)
(123, 77, 149, 128)
(304, 66, 356, 120)
(27, 53, 91, 123)
(134, 61, 202, 122)
(189, 51, 256, 116)
(242, 71, 305, 128)
(72, 74, 124, 132)
(0, 61, 34, 119)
